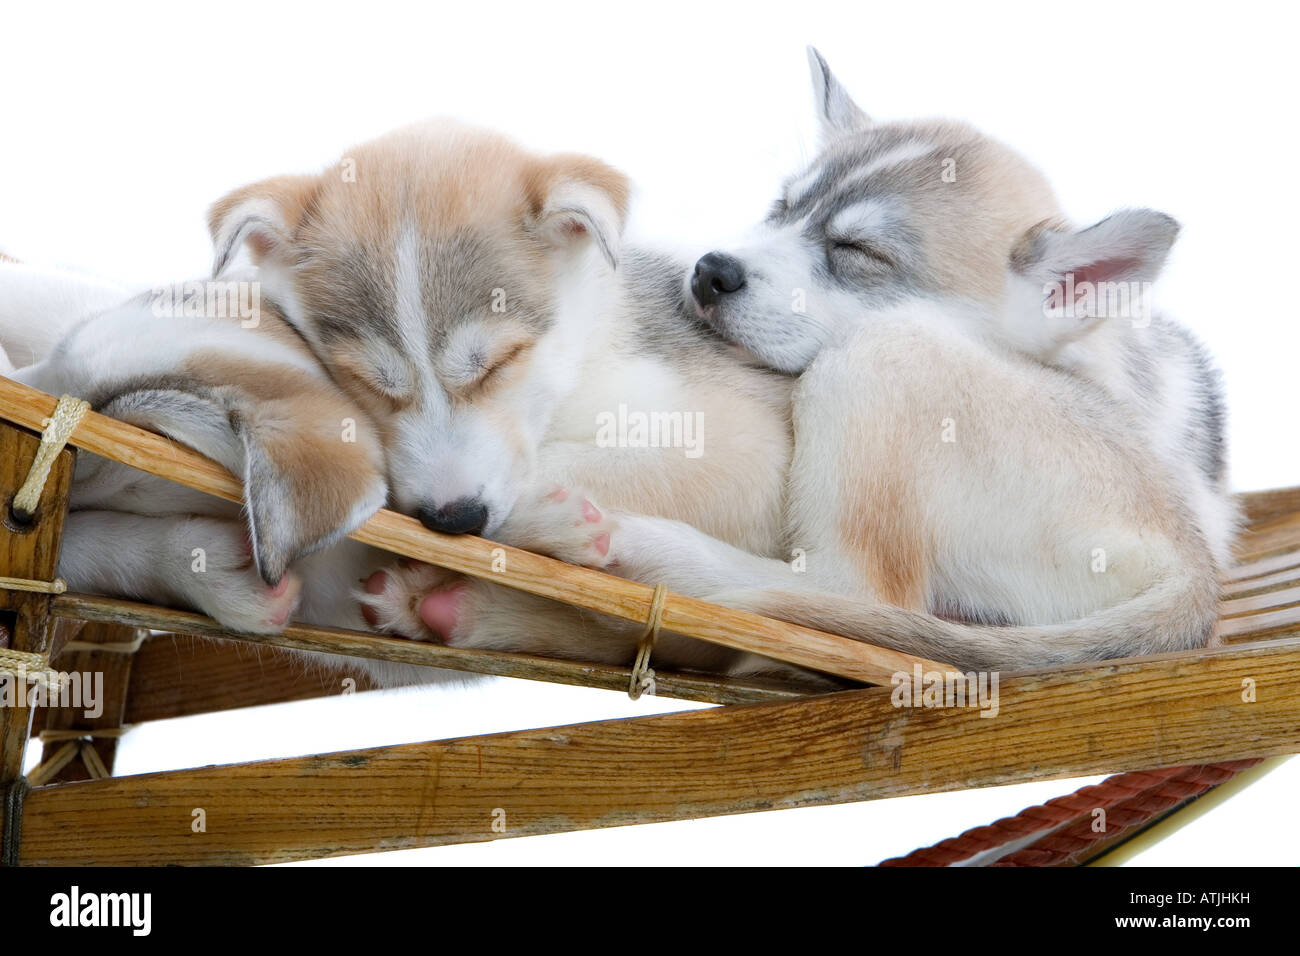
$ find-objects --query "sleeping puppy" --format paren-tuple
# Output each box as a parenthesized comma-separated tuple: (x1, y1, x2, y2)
(12, 276, 390, 634)
(369, 52, 1235, 673)
(9, 121, 797, 682)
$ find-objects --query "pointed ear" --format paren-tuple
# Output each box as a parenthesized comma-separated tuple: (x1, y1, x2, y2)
(527, 154, 630, 270)
(1011, 209, 1180, 318)
(807, 47, 870, 139)
(207, 173, 320, 277)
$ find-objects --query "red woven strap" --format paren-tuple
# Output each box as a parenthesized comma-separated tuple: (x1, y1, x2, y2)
(992, 759, 1262, 866)
(879, 759, 1263, 867)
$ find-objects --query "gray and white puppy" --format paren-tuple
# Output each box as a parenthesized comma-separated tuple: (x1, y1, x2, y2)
(374, 51, 1235, 674)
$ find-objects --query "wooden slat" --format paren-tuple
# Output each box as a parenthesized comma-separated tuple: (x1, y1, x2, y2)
(1234, 512, 1300, 562)
(36, 630, 365, 731)
(18, 635, 1300, 866)
(1221, 607, 1300, 641)
(122, 635, 380, 724)
(1222, 565, 1300, 598)
(1222, 585, 1300, 618)
(1239, 485, 1300, 528)
(51, 593, 816, 706)
(0, 375, 951, 684)
(1223, 548, 1300, 583)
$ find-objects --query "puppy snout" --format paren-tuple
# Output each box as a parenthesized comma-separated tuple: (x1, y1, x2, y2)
(691, 252, 746, 307)
(417, 497, 489, 536)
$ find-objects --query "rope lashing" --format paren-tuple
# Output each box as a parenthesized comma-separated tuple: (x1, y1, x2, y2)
(0, 647, 64, 689)
(0, 576, 66, 594)
(26, 730, 131, 786)
(628, 583, 668, 700)
(1, 777, 29, 867)
(61, 633, 147, 655)
(39, 727, 130, 742)
(10, 393, 88, 523)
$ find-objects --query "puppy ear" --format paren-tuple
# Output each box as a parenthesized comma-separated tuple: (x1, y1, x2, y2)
(1011, 209, 1180, 319)
(807, 47, 871, 138)
(207, 174, 320, 277)
(235, 397, 388, 584)
(100, 382, 387, 586)
(527, 155, 630, 270)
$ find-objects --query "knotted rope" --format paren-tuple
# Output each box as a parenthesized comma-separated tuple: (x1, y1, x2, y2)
(61, 633, 147, 655)
(628, 583, 668, 700)
(0, 648, 64, 690)
(10, 394, 88, 523)
(26, 729, 130, 786)
(1, 393, 86, 603)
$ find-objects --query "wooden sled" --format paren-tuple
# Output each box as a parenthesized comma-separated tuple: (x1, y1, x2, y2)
(0, 376, 1296, 866)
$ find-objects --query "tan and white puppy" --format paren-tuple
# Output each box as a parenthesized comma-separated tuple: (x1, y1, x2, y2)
(12, 277, 390, 634)
(371, 52, 1235, 674)
(8, 122, 798, 683)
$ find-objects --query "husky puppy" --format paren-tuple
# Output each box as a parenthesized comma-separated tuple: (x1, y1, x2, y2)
(373, 53, 1235, 673)
(7, 123, 795, 681)
(12, 277, 391, 634)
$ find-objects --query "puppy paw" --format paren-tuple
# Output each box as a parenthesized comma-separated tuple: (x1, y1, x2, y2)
(225, 571, 303, 634)
(495, 483, 616, 569)
(359, 561, 472, 643)
(172, 520, 303, 633)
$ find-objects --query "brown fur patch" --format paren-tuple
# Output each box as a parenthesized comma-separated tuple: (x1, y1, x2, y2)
(839, 444, 929, 610)
(524, 152, 631, 226)
(179, 350, 386, 558)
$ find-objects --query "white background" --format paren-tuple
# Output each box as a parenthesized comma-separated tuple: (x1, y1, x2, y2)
(4, 0, 1297, 864)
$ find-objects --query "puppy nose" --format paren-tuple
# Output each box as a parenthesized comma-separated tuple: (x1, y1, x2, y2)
(417, 497, 489, 536)
(691, 252, 746, 307)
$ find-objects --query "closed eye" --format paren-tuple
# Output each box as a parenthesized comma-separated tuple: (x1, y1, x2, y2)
(332, 354, 415, 412)
(467, 341, 529, 392)
(830, 239, 897, 269)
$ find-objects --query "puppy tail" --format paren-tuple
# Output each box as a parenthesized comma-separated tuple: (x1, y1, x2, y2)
(708, 572, 1221, 675)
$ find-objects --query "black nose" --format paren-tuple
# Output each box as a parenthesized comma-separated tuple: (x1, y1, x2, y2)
(691, 252, 746, 307)
(417, 497, 489, 536)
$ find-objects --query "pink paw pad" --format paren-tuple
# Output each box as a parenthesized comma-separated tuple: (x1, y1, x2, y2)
(418, 584, 469, 643)
(581, 499, 602, 523)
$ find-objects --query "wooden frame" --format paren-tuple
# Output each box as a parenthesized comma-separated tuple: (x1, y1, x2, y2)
(1, 376, 1298, 866)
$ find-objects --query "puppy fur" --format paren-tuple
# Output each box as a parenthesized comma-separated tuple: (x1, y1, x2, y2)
(368, 53, 1234, 677)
